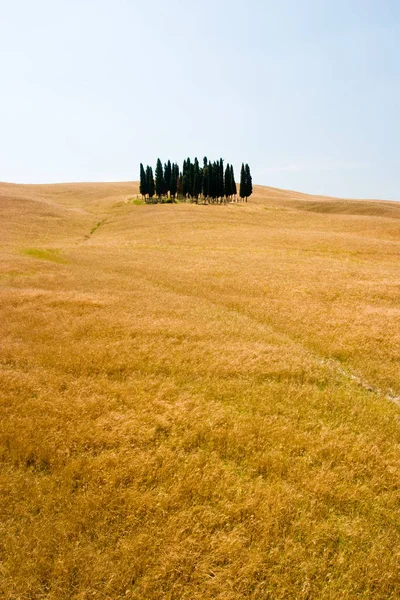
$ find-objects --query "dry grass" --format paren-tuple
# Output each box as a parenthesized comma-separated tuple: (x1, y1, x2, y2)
(1, 181, 400, 599)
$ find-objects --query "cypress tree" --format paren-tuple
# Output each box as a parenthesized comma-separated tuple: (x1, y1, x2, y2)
(214, 161, 219, 200)
(213, 161, 218, 201)
(230, 165, 237, 200)
(193, 157, 201, 201)
(208, 162, 215, 201)
(245, 163, 253, 201)
(146, 166, 155, 200)
(175, 163, 180, 196)
(170, 163, 178, 199)
(207, 162, 212, 201)
(155, 158, 164, 199)
(199, 165, 203, 201)
(219, 159, 224, 201)
(187, 158, 194, 199)
(176, 172, 183, 198)
(239, 163, 246, 201)
(213, 161, 219, 201)
(182, 157, 193, 199)
(140, 163, 147, 199)
(182, 160, 189, 199)
(214, 160, 221, 199)
(224, 163, 231, 199)
(181, 160, 186, 198)
(164, 160, 172, 196)
(202, 157, 208, 199)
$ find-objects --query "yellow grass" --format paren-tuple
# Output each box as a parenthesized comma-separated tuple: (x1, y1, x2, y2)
(1, 181, 400, 599)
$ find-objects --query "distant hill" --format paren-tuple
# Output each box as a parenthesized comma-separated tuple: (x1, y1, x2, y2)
(1, 180, 400, 218)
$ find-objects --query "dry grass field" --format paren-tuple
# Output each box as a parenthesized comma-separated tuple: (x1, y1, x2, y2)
(1, 180, 400, 599)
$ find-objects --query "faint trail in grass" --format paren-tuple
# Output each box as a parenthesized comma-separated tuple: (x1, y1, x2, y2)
(321, 358, 400, 407)
(134, 269, 400, 408)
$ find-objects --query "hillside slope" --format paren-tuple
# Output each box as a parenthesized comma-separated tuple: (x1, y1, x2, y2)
(1, 181, 400, 599)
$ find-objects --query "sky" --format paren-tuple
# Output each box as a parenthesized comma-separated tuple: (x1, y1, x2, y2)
(1, 0, 400, 199)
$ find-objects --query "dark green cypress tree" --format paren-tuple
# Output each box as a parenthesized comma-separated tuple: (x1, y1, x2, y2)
(215, 160, 220, 199)
(224, 163, 231, 199)
(140, 163, 147, 199)
(176, 172, 183, 198)
(215, 161, 220, 200)
(193, 157, 201, 201)
(170, 163, 178, 199)
(188, 158, 194, 199)
(208, 162, 214, 201)
(202, 157, 209, 199)
(198, 165, 203, 201)
(230, 165, 237, 200)
(191, 160, 195, 198)
(146, 166, 155, 200)
(207, 162, 212, 201)
(164, 160, 172, 196)
(245, 163, 253, 201)
(182, 159, 189, 199)
(219, 159, 224, 201)
(155, 158, 164, 199)
(175, 163, 180, 196)
(212, 161, 219, 201)
(239, 163, 246, 201)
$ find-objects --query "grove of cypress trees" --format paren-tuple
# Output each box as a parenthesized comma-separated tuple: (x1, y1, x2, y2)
(139, 158, 252, 204)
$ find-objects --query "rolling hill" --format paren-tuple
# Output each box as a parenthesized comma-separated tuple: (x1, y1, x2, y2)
(1, 181, 400, 599)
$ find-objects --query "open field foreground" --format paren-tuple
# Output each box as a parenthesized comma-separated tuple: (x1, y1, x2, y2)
(1, 181, 400, 599)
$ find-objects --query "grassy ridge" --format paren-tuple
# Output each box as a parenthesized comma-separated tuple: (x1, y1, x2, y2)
(1, 182, 400, 599)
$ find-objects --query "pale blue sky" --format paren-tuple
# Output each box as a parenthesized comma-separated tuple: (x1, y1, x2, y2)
(1, 0, 400, 199)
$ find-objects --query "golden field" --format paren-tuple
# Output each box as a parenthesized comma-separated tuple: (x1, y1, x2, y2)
(1, 181, 400, 599)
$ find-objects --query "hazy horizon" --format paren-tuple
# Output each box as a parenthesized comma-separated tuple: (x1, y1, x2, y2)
(1, 0, 400, 200)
